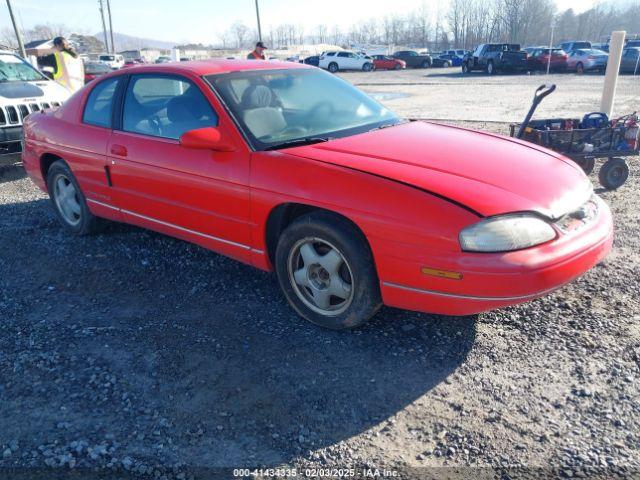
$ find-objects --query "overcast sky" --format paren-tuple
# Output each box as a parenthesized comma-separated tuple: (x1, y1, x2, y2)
(1, 0, 600, 45)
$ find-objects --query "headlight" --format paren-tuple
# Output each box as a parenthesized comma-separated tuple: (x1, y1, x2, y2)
(459, 214, 556, 252)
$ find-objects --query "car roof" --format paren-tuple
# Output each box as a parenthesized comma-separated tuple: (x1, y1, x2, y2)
(99, 59, 312, 78)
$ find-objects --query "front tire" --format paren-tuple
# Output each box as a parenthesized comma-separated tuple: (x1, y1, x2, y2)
(462, 62, 469, 74)
(275, 212, 382, 330)
(362, 62, 372, 72)
(421, 60, 430, 68)
(46, 160, 103, 235)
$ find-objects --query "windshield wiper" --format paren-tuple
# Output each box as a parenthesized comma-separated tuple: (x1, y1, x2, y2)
(263, 137, 333, 151)
(369, 119, 409, 132)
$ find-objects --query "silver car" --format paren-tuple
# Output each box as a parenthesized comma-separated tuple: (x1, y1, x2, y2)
(567, 49, 608, 73)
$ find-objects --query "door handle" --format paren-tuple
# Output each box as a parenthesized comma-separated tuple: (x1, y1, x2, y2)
(110, 144, 128, 157)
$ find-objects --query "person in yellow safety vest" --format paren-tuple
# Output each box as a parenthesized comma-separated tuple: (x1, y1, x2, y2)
(247, 42, 267, 60)
(37, 37, 85, 94)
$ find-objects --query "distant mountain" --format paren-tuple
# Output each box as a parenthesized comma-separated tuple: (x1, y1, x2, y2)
(94, 31, 177, 51)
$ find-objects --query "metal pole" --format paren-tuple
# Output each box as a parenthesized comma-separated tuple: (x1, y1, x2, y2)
(600, 31, 626, 117)
(5, 0, 26, 58)
(546, 24, 555, 75)
(98, 0, 110, 53)
(254, 0, 262, 42)
(106, 0, 115, 53)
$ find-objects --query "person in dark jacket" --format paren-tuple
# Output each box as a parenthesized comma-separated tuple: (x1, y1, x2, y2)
(247, 41, 267, 60)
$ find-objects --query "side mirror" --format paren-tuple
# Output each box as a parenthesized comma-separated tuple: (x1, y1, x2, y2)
(41, 66, 54, 79)
(179, 127, 236, 152)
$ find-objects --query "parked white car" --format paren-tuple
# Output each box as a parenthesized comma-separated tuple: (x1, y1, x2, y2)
(98, 53, 125, 69)
(319, 51, 373, 73)
(0, 50, 70, 164)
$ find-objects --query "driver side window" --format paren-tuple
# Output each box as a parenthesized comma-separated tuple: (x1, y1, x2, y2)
(122, 74, 218, 140)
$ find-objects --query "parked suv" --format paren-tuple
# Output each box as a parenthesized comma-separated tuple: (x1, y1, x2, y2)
(98, 54, 124, 69)
(391, 50, 432, 68)
(0, 50, 70, 165)
(462, 44, 528, 74)
(318, 51, 373, 73)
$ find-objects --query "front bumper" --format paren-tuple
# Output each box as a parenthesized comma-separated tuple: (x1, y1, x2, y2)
(1, 126, 22, 165)
(376, 196, 613, 316)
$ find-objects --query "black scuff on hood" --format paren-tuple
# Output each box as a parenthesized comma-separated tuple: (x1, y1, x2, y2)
(0, 82, 45, 99)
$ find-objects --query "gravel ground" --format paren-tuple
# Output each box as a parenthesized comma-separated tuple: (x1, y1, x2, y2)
(340, 67, 640, 122)
(1, 113, 639, 477)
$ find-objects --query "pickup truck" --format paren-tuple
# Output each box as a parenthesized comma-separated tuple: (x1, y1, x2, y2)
(391, 50, 432, 68)
(462, 44, 528, 75)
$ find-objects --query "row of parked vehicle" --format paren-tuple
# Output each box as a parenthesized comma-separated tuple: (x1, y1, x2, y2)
(461, 40, 640, 75)
(82, 53, 181, 85)
(297, 49, 470, 73)
(296, 39, 639, 75)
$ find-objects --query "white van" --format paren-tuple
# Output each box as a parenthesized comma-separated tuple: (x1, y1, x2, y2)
(98, 53, 125, 69)
(0, 50, 71, 164)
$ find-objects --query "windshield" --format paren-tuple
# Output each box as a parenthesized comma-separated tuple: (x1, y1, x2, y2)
(0, 53, 45, 82)
(205, 68, 399, 150)
(100, 55, 115, 61)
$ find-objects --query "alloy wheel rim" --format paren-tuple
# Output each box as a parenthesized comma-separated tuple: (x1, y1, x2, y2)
(53, 174, 82, 226)
(288, 237, 354, 316)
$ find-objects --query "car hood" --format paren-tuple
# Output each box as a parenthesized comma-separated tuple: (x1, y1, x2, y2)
(0, 79, 70, 103)
(286, 121, 592, 219)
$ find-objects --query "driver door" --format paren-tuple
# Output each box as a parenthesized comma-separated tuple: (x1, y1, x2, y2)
(108, 73, 252, 262)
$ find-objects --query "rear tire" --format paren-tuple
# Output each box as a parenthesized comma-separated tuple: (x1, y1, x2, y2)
(328, 62, 339, 73)
(394, 63, 401, 70)
(46, 160, 103, 235)
(576, 62, 584, 74)
(486, 61, 494, 75)
(275, 212, 382, 330)
(599, 157, 629, 189)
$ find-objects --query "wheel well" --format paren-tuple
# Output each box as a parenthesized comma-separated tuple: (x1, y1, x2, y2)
(265, 203, 367, 266)
(40, 153, 63, 183)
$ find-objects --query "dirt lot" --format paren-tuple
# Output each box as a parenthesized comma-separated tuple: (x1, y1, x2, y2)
(0, 71, 639, 479)
(341, 67, 640, 122)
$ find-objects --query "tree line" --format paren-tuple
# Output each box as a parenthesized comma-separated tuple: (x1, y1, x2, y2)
(221, 0, 640, 51)
(2, 1, 639, 53)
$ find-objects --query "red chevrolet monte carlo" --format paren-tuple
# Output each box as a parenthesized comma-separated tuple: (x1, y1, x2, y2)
(22, 60, 613, 329)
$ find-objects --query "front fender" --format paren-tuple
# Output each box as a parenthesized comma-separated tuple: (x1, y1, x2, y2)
(248, 151, 480, 272)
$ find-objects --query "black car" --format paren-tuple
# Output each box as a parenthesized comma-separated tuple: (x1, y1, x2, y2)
(303, 56, 320, 66)
(462, 44, 528, 75)
(392, 50, 432, 68)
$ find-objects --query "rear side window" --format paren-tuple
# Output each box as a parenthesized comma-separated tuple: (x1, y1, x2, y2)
(83, 77, 119, 128)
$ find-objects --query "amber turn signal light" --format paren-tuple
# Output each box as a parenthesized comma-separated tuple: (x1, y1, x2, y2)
(421, 267, 463, 280)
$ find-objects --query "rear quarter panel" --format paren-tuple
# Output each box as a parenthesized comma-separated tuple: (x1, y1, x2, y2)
(22, 87, 112, 207)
